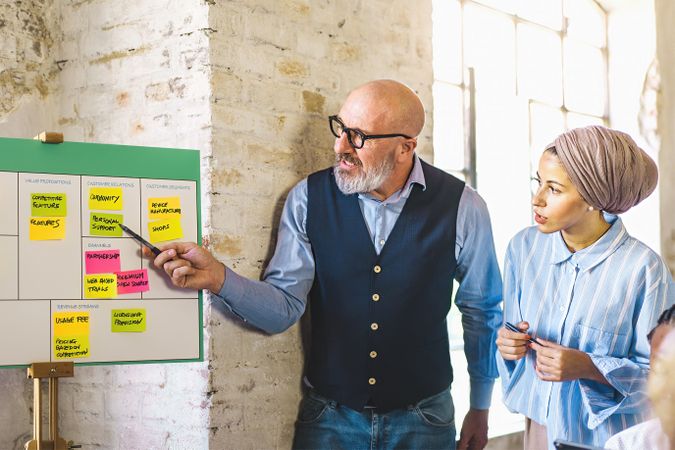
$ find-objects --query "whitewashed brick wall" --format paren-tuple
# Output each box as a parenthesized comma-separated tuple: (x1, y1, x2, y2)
(0, 1, 211, 449)
(207, 1, 432, 448)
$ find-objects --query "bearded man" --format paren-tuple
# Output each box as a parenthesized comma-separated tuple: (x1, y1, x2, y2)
(150, 80, 503, 450)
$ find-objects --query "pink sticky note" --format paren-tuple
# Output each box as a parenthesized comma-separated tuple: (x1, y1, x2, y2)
(85, 250, 121, 274)
(115, 269, 150, 294)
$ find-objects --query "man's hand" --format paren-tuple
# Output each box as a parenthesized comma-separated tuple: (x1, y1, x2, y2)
(144, 242, 225, 293)
(530, 339, 609, 385)
(496, 321, 531, 361)
(457, 408, 489, 450)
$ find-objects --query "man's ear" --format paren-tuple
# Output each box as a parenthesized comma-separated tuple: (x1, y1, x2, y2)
(400, 138, 417, 158)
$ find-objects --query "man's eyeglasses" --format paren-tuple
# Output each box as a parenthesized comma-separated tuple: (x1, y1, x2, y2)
(328, 115, 413, 150)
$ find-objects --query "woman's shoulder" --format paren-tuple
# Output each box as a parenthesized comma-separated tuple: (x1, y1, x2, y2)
(509, 225, 545, 249)
(617, 232, 667, 267)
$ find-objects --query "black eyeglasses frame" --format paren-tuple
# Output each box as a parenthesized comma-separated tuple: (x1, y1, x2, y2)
(328, 115, 413, 150)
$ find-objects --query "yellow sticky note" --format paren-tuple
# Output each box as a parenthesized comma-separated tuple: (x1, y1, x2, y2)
(148, 218, 183, 243)
(89, 187, 123, 210)
(148, 196, 182, 220)
(84, 274, 118, 299)
(54, 335, 90, 359)
(53, 312, 90, 336)
(112, 309, 146, 332)
(29, 217, 66, 240)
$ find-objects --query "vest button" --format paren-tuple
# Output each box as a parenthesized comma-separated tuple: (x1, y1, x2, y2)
(370, 351, 377, 358)
(372, 293, 380, 302)
(370, 322, 379, 331)
(373, 265, 381, 273)
(368, 377, 376, 385)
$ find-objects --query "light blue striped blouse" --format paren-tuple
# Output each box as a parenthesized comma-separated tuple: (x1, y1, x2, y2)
(498, 214, 674, 449)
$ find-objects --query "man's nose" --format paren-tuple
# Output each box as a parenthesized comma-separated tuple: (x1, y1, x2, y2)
(334, 132, 353, 154)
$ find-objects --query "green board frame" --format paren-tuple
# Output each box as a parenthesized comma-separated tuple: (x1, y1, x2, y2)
(0, 137, 203, 368)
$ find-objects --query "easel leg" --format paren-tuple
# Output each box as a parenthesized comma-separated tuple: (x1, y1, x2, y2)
(25, 362, 75, 450)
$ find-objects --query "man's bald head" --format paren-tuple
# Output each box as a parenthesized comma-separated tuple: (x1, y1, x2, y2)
(343, 80, 425, 137)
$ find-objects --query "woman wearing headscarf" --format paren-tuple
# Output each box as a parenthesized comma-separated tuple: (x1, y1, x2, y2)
(495, 125, 674, 449)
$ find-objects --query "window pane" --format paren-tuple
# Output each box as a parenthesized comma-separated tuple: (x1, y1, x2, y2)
(471, 0, 517, 14)
(517, 23, 562, 105)
(530, 102, 564, 153)
(564, 0, 606, 47)
(564, 38, 606, 116)
(530, 102, 564, 171)
(432, 0, 463, 84)
(432, 82, 465, 172)
(517, 0, 563, 30)
(566, 112, 604, 129)
(464, 3, 516, 94)
(475, 91, 531, 260)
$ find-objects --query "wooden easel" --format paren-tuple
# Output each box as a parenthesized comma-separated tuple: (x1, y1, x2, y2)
(24, 362, 79, 450)
(33, 132, 64, 144)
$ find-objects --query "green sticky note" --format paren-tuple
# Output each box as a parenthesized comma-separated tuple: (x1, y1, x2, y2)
(90, 212, 123, 236)
(111, 309, 146, 332)
(31, 193, 67, 217)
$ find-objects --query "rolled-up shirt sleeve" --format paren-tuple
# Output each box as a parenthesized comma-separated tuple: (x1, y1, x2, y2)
(579, 262, 673, 429)
(212, 179, 315, 334)
(453, 186, 503, 410)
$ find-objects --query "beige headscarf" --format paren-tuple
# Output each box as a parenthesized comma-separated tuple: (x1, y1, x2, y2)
(546, 125, 658, 214)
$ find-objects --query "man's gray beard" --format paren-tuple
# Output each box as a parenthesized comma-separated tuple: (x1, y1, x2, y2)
(334, 152, 396, 195)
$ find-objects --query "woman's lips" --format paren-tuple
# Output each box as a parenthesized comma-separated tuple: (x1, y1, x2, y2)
(534, 212, 547, 224)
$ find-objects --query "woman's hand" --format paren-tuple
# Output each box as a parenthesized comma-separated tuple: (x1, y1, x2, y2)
(530, 339, 609, 384)
(496, 321, 531, 361)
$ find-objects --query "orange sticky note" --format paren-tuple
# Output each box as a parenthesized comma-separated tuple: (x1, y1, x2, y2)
(29, 217, 66, 240)
(53, 312, 90, 336)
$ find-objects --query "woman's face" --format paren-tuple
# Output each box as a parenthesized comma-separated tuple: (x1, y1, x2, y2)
(650, 324, 674, 365)
(531, 151, 592, 234)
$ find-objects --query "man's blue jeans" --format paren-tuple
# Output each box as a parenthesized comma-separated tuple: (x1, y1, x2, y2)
(292, 387, 456, 450)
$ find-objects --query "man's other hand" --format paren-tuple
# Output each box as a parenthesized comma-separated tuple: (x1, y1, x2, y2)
(457, 408, 489, 450)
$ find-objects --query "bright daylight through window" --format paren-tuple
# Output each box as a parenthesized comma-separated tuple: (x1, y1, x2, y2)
(432, 0, 608, 438)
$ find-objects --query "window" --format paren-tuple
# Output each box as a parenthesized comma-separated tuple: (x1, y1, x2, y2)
(433, 0, 608, 437)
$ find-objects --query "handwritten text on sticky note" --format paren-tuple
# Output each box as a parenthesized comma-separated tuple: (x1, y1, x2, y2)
(89, 187, 123, 210)
(54, 335, 90, 359)
(116, 269, 149, 294)
(148, 218, 183, 243)
(85, 250, 121, 274)
(90, 212, 123, 236)
(53, 312, 90, 336)
(29, 217, 66, 240)
(112, 309, 146, 332)
(148, 196, 182, 220)
(31, 193, 67, 217)
(84, 274, 118, 298)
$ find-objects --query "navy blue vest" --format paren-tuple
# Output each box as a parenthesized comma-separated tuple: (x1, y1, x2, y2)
(305, 159, 465, 412)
